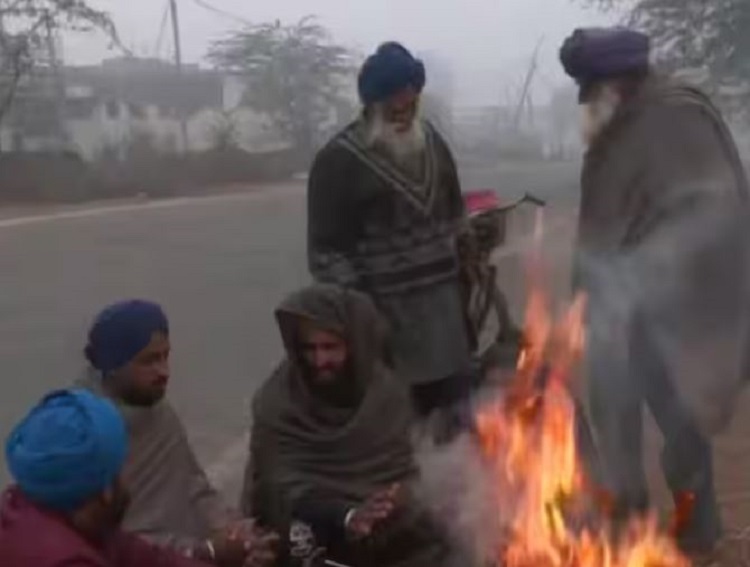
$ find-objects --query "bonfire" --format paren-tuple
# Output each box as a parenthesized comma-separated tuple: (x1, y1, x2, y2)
(474, 211, 691, 567)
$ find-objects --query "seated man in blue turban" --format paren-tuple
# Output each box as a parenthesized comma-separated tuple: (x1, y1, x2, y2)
(0, 388, 219, 565)
(307, 41, 474, 443)
(560, 27, 750, 558)
(79, 300, 271, 565)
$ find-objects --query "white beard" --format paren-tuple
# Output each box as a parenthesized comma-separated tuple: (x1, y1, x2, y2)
(580, 88, 620, 147)
(365, 110, 426, 171)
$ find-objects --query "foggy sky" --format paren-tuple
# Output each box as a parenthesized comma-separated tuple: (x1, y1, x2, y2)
(62, 0, 616, 105)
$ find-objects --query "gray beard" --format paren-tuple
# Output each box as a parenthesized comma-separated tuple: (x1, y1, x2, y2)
(580, 93, 620, 146)
(365, 115, 427, 175)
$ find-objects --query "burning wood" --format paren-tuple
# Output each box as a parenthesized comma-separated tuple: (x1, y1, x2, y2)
(474, 209, 689, 567)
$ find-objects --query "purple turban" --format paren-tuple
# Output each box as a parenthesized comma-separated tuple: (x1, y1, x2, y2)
(358, 42, 426, 105)
(560, 27, 650, 98)
(85, 299, 169, 374)
(6, 389, 128, 512)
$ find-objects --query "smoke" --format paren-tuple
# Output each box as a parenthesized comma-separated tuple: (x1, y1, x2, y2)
(410, 186, 750, 563)
(414, 430, 506, 566)
(577, 190, 750, 439)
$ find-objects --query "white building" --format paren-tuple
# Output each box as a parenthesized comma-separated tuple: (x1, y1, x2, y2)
(1, 57, 289, 160)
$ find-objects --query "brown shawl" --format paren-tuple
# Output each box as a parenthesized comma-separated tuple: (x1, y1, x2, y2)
(576, 75, 750, 436)
(245, 285, 453, 567)
(248, 284, 415, 513)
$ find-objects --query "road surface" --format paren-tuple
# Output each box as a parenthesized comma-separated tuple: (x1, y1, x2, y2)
(6, 160, 750, 543)
(0, 161, 579, 490)
(0, 187, 309, 488)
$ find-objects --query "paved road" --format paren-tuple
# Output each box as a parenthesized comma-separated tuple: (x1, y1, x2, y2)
(0, 187, 310, 487)
(0, 161, 581, 492)
(4, 158, 750, 543)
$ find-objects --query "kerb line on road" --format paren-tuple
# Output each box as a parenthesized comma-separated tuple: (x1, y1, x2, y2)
(0, 187, 302, 230)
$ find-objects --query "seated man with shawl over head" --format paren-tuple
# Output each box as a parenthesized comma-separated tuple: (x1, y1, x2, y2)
(241, 284, 452, 567)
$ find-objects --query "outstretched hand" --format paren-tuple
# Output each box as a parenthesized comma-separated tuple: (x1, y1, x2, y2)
(345, 483, 401, 540)
(208, 520, 279, 567)
(242, 528, 279, 567)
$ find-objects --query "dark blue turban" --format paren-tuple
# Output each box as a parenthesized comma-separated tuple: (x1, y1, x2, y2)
(85, 299, 169, 374)
(560, 27, 650, 97)
(6, 389, 128, 512)
(358, 42, 426, 106)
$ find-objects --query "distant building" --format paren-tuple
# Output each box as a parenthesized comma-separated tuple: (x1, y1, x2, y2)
(451, 98, 582, 161)
(0, 56, 289, 160)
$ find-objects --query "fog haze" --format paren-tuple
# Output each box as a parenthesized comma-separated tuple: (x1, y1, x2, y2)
(63, 0, 615, 104)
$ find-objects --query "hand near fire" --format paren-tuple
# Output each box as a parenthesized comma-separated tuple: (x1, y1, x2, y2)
(345, 483, 401, 540)
(203, 519, 279, 567)
(241, 528, 279, 567)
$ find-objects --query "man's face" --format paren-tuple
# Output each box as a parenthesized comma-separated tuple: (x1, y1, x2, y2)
(366, 88, 426, 167)
(298, 320, 348, 386)
(108, 332, 170, 407)
(380, 86, 420, 132)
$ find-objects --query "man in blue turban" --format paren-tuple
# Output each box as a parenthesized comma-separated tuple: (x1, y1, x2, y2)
(559, 27, 750, 558)
(307, 42, 474, 443)
(80, 300, 277, 566)
(85, 299, 171, 406)
(0, 388, 210, 566)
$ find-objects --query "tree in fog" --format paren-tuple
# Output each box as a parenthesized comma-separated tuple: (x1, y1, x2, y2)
(548, 85, 579, 159)
(208, 17, 356, 159)
(421, 92, 453, 141)
(583, 0, 750, 113)
(0, 0, 118, 120)
(210, 109, 240, 151)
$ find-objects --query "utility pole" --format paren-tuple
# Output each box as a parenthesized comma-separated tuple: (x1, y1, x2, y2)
(44, 10, 69, 149)
(512, 37, 544, 132)
(169, 0, 189, 152)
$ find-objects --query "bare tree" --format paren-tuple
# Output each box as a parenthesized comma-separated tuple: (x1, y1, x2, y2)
(580, 0, 750, 115)
(0, 0, 118, 122)
(210, 109, 240, 151)
(208, 16, 356, 159)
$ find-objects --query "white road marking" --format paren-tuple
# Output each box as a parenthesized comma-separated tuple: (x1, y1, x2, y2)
(0, 187, 302, 230)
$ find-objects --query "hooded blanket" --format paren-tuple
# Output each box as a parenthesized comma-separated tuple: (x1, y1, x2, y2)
(244, 284, 451, 567)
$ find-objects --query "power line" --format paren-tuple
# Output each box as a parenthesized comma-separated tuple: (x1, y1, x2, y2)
(190, 0, 252, 26)
(154, 0, 171, 57)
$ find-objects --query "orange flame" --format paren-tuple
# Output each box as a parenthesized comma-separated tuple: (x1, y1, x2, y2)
(475, 211, 690, 567)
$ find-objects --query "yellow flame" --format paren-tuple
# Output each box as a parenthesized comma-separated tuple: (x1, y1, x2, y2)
(476, 287, 689, 567)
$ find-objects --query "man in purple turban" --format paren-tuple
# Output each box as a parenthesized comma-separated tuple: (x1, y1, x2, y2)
(560, 27, 750, 559)
(80, 299, 277, 566)
(307, 42, 473, 442)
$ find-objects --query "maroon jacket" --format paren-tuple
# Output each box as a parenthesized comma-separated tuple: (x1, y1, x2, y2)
(0, 487, 209, 567)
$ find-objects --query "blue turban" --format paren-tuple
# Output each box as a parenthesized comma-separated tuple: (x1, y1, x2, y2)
(358, 42, 426, 105)
(560, 27, 650, 98)
(6, 389, 128, 512)
(85, 299, 169, 374)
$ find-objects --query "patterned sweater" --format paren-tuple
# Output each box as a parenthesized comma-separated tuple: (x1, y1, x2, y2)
(307, 120, 465, 296)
